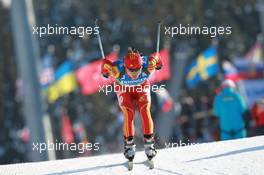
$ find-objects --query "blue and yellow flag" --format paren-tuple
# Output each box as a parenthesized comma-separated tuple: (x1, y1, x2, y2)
(186, 47, 218, 89)
(47, 60, 77, 103)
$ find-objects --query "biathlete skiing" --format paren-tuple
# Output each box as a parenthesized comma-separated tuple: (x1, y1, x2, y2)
(97, 20, 162, 170)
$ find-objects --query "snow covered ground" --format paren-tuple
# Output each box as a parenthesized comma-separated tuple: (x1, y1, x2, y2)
(0, 136, 264, 175)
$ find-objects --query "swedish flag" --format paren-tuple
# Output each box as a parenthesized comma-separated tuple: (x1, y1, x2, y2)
(186, 47, 218, 89)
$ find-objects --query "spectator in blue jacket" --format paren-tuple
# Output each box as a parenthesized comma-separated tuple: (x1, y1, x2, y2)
(213, 79, 247, 140)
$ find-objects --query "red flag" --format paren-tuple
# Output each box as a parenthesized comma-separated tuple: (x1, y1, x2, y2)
(61, 113, 74, 144)
(149, 48, 171, 83)
(76, 52, 118, 95)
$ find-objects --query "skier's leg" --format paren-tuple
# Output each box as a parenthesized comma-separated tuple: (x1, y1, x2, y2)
(117, 91, 136, 137)
(120, 106, 136, 160)
(123, 136, 136, 161)
(143, 134, 157, 160)
(136, 89, 153, 136)
(120, 106, 135, 139)
(136, 90, 156, 159)
(117, 92, 136, 160)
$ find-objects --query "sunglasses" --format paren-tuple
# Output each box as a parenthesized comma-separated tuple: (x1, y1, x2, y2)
(127, 67, 141, 72)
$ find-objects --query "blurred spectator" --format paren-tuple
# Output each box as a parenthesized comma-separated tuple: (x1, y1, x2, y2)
(213, 79, 247, 140)
(251, 97, 264, 136)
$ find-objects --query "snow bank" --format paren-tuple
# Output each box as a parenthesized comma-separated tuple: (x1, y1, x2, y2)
(0, 136, 263, 175)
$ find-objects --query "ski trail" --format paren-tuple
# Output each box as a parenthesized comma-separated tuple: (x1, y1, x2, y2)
(0, 136, 263, 175)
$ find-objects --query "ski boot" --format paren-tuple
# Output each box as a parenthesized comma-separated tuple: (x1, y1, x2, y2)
(124, 137, 136, 170)
(144, 135, 157, 169)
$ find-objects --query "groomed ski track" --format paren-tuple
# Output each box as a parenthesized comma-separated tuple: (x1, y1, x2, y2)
(0, 136, 264, 175)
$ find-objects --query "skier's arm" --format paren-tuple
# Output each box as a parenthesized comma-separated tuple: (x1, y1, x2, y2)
(101, 59, 120, 79)
(148, 55, 162, 73)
